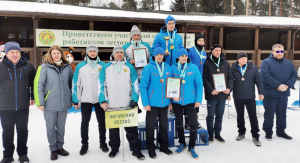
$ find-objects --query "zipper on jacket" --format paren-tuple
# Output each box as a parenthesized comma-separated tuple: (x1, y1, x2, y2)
(14, 66, 17, 110)
(20, 68, 22, 79)
(7, 69, 12, 80)
(161, 82, 164, 107)
(170, 49, 173, 66)
(150, 89, 154, 99)
(182, 84, 184, 105)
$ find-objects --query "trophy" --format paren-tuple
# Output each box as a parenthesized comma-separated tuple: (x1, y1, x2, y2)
(164, 36, 170, 56)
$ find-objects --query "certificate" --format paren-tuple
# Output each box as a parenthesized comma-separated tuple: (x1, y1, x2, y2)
(212, 73, 227, 92)
(132, 48, 147, 68)
(165, 77, 181, 99)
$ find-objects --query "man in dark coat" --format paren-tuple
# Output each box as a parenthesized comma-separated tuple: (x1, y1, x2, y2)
(203, 44, 233, 143)
(260, 44, 297, 141)
(230, 52, 264, 146)
(0, 42, 36, 163)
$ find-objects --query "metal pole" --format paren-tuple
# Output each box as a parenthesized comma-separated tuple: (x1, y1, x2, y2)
(122, 126, 125, 161)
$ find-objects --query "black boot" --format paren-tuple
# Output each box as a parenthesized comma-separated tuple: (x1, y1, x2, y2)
(132, 151, 145, 160)
(215, 135, 225, 143)
(80, 144, 89, 155)
(148, 151, 157, 159)
(50, 151, 58, 161)
(159, 148, 173, 155)
(57, 148, 69, 156)
(100, 142, 109, 153)
(277, 133, 292, 140)
(18, 155, 29, 163)
(0, 158, 14, 163)
(109, 150, 119, 158)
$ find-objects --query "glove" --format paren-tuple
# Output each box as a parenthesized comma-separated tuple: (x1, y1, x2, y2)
(130, 101, 138, 109)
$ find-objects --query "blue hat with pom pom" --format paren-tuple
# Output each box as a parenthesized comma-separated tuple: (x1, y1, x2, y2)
(153, 46, 165, 57)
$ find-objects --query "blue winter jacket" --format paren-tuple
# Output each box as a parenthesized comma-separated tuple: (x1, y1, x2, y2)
(140, 59, 172, 107)
(260, 54, 297, 97)
(171, 62, 203, 105)
(188, 47, 207, 75)
(152, 27, 183, 66)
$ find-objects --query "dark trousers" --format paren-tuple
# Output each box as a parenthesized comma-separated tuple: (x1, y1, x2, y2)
(263, 96, 288, 136)
(173, 103, 197, 148)
(81, 103, 106, 145)
(109, 127, 141, 153)
(0, 108, 29, 158)
(234, 99, 260, 139)
(146, 106, 168, 152)
(206, 100, 226, 136)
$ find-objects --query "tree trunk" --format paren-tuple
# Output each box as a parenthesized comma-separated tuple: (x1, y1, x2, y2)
(269, 0, 271, 16)
(152, 0, 154, 10)
(280, 0, 283, 16)
(246, 0, 249, 15)
(231, 0, 233, 15)
(290, 0, 293, 15)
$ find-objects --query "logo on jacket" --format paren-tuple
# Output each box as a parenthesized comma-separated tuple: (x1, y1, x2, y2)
(187, 72, 193, 75)
(124, 69, 127, 72)
(166, 72, 170, 75)
(99, 68, 102, 72)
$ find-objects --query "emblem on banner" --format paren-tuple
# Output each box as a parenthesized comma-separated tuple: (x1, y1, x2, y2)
(39, 30, 56, 46)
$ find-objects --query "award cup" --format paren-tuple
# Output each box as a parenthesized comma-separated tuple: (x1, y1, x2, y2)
(164, 36, 170, 56)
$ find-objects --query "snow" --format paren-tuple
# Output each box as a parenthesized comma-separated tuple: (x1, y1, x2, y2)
(1, 1, 300, 27)
(1, 80, 300, 162)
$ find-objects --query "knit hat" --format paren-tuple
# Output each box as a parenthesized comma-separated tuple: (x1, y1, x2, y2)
(153, 46, 164, 57)
(110, 45, 125, 60)
(195, 34, 205, 45)
(130, 25, 141, 38)
(237, 52, 248, 60)
(86, 42, 98, 54)
(176, 46, 188, 59)
(165, 15, 176, 26)
(211, 44, 222, 51)
(5, 42, 21, 55)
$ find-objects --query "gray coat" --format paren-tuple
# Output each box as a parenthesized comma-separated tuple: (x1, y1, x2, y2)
(34, 62, 73, 111)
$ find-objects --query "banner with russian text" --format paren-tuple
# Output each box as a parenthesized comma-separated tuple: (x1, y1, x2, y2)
(105, 107, 138, 129)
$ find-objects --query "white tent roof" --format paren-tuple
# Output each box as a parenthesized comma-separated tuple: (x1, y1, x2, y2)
(0, 1, 299, 28)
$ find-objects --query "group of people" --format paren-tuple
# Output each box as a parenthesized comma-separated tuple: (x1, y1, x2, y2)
(0, 15, 297, 163)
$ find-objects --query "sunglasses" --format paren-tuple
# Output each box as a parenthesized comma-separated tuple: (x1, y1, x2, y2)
(275, 51, 284, 53)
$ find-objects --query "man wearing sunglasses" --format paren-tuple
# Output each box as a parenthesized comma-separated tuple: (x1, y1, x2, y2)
(260, 44, 297, 141)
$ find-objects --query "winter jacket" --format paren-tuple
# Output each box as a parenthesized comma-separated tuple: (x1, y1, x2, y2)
(260, 54, 297, 97)
(230, 61, 264, 100)
(203, 53, 234, 100)
(0, 56, 35, 110)
(171, 62, 203, 105)
(123, 41, 153, 79)
(152, 27, 183, 66)
(72, 58, 106, 104)
(34, 62, 73, 111)
(188, 46, 207, 75)
(99, 61, 139, 108)
(140, 58, 172, 107)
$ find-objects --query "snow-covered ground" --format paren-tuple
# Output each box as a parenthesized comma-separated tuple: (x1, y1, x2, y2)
(1, 81, 300, 163)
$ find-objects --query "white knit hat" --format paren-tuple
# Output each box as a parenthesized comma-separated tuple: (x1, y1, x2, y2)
(86, 41, 98, 54)
(130, 25, 141, 38)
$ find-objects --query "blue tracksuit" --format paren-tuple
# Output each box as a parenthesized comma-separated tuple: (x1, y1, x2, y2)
(260, 54, 297, 136)
(139, 59, 172, 107)
(152, 27, 183, 66)
(188, 47, 207, 75)
(171, 62, 203, 105)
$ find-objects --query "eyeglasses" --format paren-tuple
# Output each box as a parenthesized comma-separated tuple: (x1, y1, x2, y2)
(275, 51, 284, 53)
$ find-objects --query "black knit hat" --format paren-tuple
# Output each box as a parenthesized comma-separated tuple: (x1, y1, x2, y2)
(237, 52, 248, 60)
(211, 44, 222, 51)
(195, 34, 205, 45)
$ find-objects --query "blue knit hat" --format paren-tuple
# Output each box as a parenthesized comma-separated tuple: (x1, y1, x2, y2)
(165, 15, 176, 26)
(176, 46, 188, 59)
(5, 42, 21, 55)
(153, 46, 164, 57)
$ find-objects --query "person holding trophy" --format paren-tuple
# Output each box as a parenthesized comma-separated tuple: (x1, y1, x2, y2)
(152, 15, 183, 66)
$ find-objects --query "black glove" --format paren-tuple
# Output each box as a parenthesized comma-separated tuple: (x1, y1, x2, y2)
(130, 101, 138, 109)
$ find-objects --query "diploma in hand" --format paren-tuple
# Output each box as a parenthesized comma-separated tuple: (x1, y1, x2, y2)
(132, 48, 147, 68)
(212, 73, 227, 92)
(166, 77, 181, 99)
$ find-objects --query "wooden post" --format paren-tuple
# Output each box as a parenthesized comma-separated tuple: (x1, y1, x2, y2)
(209, 28, 214, 48)
(219, 27, 223, 47)
(269, 0, 271, 16)
(287, 30, 292, 60)
(254, 29, 259, 66)
(32, 16, 38, 68)
(138, 23, 142, 31)
(89, 21, 94, 30)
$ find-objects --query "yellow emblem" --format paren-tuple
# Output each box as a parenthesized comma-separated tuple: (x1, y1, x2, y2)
(99, 68, 102, 71)
(124, 69, 127, 72)
(38, 30, 56, 46)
